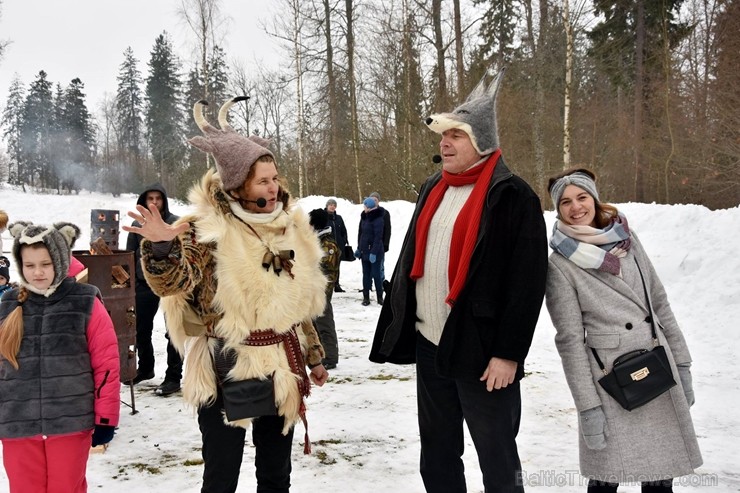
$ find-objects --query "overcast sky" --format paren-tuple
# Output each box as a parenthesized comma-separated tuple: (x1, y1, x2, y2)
(0, 0, 280, 110)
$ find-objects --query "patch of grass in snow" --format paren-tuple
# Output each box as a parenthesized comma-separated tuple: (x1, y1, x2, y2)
(184, 458, 204, 466)
(368, 373, 411, 382)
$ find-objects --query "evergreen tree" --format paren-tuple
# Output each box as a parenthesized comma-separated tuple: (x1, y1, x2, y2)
(183, 65, 208, 173)
(206, 45, 230, 122)
(60, 78, 95, 191)
(20, 70, 54, 188)
(588, 0, 691, 96)
(145, 32, 184, 194)
(1, 75, 26, 184)
(472, 0, 519, 67)
(115, 46, 145, 186)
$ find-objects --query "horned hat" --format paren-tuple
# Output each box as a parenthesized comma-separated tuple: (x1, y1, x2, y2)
(188, 96, 274, 192)
(425, 67, 506, 156)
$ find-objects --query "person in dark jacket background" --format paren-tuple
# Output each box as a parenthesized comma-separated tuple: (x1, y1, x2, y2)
(357, 197, 385, 306)
(125, 183, 182, 395)
(368, 191, 391, 283)
(369, 69, 548, 493)
(325, 198, 349, 293)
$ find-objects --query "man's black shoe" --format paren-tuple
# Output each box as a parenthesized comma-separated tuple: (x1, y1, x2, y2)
(131, 371, 155, 385)
(155, 380, 181, 396)
(334, 285, 345, 293)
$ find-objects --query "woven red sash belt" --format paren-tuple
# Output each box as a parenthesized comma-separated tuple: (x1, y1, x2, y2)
(241, 324, 313, 454)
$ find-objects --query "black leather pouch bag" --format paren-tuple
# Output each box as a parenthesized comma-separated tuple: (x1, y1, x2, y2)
(221, 376, 278, 421)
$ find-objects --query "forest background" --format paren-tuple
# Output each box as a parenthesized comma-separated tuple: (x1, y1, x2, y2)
(0, 0, 738, 210)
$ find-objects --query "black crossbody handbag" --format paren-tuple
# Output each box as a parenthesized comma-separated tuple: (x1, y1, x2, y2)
(212, 341, 278, 421)
(590, 259, 676, 411)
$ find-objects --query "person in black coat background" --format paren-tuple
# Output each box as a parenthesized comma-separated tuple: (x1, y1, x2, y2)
(125, 183, 182, 396)
(357, 197, 385, 306)
(325, 198, 349, 293)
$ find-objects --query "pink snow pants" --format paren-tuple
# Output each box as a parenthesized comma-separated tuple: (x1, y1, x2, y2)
(2, 430, 92, 493)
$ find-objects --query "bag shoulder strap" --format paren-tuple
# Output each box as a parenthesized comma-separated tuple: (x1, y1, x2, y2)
(587, 257, 658, 373)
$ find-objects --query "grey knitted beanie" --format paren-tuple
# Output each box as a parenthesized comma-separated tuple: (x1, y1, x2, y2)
(549, 172, 600, 210)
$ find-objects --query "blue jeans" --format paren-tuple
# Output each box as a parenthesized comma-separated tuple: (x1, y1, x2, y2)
(416, 334, 524, 493)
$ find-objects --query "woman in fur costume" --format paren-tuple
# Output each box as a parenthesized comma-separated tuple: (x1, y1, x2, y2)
(123, 97, 329, 493)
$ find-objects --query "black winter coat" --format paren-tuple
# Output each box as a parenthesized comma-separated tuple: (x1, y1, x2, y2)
(369, 158, 548, 380)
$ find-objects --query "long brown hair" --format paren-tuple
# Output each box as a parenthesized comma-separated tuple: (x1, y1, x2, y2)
(0, 286, 27, 370)
(547, 167, 619, 229)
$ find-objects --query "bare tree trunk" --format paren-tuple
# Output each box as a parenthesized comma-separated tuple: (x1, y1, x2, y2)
(292, 0, 306, 197)
(563, 0, 573, 169)
(346, 0, 362, 202)
(634, 0, 645, 201)
(533, 0, 548, 188)
(660, 7, 675, 203)
(432, 0, 447, 109)
(323, 0, 339, 195)
(453, 0, 464, 98)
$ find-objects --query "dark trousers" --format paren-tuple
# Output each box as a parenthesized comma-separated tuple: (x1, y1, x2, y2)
(314, 290, 338, 366)
(587, 479, 674, 492)
(361, 254, 384, 298)
(416, 334, 524, 493)
(198, 392, 294, 493)
(135, 285, 160, 375)
(135, 284, 182, 381)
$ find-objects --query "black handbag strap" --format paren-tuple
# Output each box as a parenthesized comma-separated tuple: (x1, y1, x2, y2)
(588, 257, 659, 373)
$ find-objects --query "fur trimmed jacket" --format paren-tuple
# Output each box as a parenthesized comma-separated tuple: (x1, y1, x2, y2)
(140, 170, 327, 433)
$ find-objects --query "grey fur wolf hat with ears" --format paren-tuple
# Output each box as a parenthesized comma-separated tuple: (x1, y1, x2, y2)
(188, 96, 275, 192)
(9, 221, 80, 292)
(425, 67, 506, 155)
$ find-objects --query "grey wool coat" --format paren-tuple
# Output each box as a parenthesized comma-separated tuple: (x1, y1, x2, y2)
(546, 233, 702, 482)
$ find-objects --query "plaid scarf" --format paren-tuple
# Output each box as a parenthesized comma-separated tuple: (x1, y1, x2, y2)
(550, 213, 631, 275)
(410, 149, 500, 306)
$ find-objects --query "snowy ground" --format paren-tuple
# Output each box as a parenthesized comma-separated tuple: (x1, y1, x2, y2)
(0, 186, 738, 492)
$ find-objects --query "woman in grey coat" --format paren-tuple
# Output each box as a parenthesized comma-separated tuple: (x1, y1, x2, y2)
(545, 168, 702, 493)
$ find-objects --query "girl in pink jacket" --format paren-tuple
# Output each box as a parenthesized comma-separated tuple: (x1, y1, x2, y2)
(0, 222, 120, 493)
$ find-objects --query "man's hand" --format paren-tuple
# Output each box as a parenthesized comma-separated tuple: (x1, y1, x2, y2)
(309, 364, 329, 387)
(480, 357, 517, 391)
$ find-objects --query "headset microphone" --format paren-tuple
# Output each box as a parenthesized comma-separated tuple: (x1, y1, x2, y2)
(432, 155, 442, 164)
(245, 198, 268, 207)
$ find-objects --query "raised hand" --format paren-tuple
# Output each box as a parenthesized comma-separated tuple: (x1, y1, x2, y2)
(122, 203, 189, 242)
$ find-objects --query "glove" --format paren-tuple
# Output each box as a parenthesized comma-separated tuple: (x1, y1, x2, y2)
(677, 362, 695, 407)
(579, 406, 607, 450)
(354, 249, 361, 258)
(91, 425, 116, 447)
(369, 254, 377, 264)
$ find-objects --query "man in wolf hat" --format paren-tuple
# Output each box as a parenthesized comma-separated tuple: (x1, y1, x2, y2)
(370, 69, 548, 492)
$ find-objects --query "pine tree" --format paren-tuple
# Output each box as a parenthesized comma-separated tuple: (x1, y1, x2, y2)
(59, 78, 95, 192)
(20, 70, 54, 188)
(205, 45, 230, 123)
(1, 75, 26, 185)
(145, 32, 184, 194)
(115, 47, 145, 187)
(472, 0, 518, 67)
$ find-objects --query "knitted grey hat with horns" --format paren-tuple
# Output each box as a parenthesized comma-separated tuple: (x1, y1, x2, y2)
(188, 96, 275, 192)
(9, 221, 81, 294)
(425, 67, 506, 155)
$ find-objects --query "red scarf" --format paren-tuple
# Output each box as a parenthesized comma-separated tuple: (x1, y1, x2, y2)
(410, 149, 500, 306)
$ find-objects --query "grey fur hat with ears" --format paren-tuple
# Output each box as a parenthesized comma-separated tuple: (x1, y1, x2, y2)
(425, 67, 506, 155)
(9, 221, 81, 292)
(188, 96, 275, 192)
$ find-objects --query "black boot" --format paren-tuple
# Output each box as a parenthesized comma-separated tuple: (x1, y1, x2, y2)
(362, 291, 370, 306)
(377, 292, 384, 305)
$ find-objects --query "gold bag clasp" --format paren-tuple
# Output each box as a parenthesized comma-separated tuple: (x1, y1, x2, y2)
(631, 367, 650, 381)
